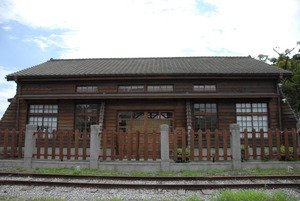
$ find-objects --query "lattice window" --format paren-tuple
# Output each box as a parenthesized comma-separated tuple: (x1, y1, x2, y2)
(236, 103, 268, 138)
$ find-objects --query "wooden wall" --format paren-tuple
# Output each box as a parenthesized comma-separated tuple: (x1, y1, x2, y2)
(58, 100, 75, 130)
(20, 79, 277, 95)
(1, 97, 297, 131)
(1, 77, 297, 131)
(217, 99, 237, 130)
(281, 102, 298, 129)
(0, 98, 17, 130)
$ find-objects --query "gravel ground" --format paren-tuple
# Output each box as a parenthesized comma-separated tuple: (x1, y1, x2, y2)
(0, 176, 300, 200)
(1, 185, 300, 200)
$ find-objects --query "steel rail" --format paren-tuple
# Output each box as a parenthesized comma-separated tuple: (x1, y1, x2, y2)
(0, 172, 300, 181)
(0, 179, 299, 190)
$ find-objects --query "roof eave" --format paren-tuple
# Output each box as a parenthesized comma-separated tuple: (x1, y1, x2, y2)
(6, 72, 292, 81)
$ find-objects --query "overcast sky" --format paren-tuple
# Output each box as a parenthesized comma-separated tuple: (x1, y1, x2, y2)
(0, 0, 300, 119)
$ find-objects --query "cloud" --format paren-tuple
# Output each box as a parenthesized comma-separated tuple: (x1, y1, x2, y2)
(1, 0, 299, 59)
(2, 26, 11, 31)
(22, 34, 67, 51)
(0, 66, 16, 119)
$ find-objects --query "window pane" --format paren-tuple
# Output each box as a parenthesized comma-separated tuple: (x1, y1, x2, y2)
(119, 120, 129, 127)
(133, 112, 144, 119)
(76, 116, 85, 132)
(119, 112, 131, 119)
(161, 112, 172, 119)
(147, 86, 154, 91)
(119, 86, 125, 91)
(37, 105, 43, 113)
(87, 104, 97, 113)
(76, 104, 85, 113)
(125, 86, 131, 91)
(194, 85, 216, 92)
(154, 86, 160, 91)
(194, 104, 200, 113)
(53, 105, 58, 113)
(138, 86, 144, 91)
(147, 85, 173, 92)
(30, 105, 34, 113)
(200, 104, 205, 113)
(204, 85, 210, 91)
(166, 85, 173, 91)
(194, 116, 206, 131)
(148, 112, 159, 119)
(77, 86, 97, 92)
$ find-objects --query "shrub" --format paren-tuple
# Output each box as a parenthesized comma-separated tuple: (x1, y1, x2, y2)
(280, 145, 295, 161)
(175, 148, 190, 163)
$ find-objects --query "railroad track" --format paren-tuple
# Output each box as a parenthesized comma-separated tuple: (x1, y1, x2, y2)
(0, 172, 299, 190)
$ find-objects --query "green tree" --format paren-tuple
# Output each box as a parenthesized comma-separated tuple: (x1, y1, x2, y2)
(270, 52, 300, 118)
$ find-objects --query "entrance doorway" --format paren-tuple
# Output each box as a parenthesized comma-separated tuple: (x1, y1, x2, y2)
(118, 111, 174, 133)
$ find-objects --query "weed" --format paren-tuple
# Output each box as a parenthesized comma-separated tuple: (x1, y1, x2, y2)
(214, 190, 297, 201)
(175, 148, 191, 163)
(2, 167, 300, 177)
(155, 171, 173, 177)
(180, 170, 202, 177)
(185, 194, 203, 201)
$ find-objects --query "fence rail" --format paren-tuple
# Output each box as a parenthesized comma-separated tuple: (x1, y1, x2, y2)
(99, 130, 161, 161)
(0, 129, 24, 159)
(242, 128, 299, 161)
(34, 130, 91, 160)
(0, 127, 299, 163)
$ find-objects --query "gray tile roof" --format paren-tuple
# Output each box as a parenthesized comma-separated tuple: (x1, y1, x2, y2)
(6, 56, 291, 80)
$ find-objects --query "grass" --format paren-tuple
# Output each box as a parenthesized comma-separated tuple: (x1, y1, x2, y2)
(1, 167, 299, 177)
(213, 190, 297, 201)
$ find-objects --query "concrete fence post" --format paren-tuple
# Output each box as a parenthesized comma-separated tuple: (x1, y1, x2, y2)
(160, 124, 170, 171)
(90, 125, 101, 169)
(24, 124, 37, 169)
(297, 119, 300, 153)
(229, 124, 242, 170)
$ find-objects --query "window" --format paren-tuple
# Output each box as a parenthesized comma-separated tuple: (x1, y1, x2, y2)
(147, 85, 173, 92)
(236, 103, 268, 138)
(76, 86, 98, 92)
(194, 84, 216, 92)
(28, 104, 58, 131)
(75, 104, 98, 132)
(118, 85, 144, 92)
(194, 103, 217, 131)
(118, 111, 174, 133)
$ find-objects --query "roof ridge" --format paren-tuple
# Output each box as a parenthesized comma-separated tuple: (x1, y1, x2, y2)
(47, 56, 250, 61)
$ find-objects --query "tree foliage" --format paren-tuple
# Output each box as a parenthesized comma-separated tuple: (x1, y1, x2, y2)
(269, 52, 300, 118)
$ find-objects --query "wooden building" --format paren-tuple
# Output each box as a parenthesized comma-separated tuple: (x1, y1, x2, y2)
(0, 56, 298, 134)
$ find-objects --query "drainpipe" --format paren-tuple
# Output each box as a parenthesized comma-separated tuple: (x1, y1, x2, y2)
(277, 74, 283, 130)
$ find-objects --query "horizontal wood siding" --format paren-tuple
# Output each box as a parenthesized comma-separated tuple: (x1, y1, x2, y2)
(18, 100, 28, 131)
(281, 102, 298, 129)
(217, 100, 237, 130)
(20, 79, 277, 95)
(0, 99, 27, 131)
(0, 99, 17, 130)
(58, 100, 75, 130)
(2, 78, 296, 132)
(269, 98, 280, 129)
(21, 82, 75, 95)
(217, 80, 276, 93)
